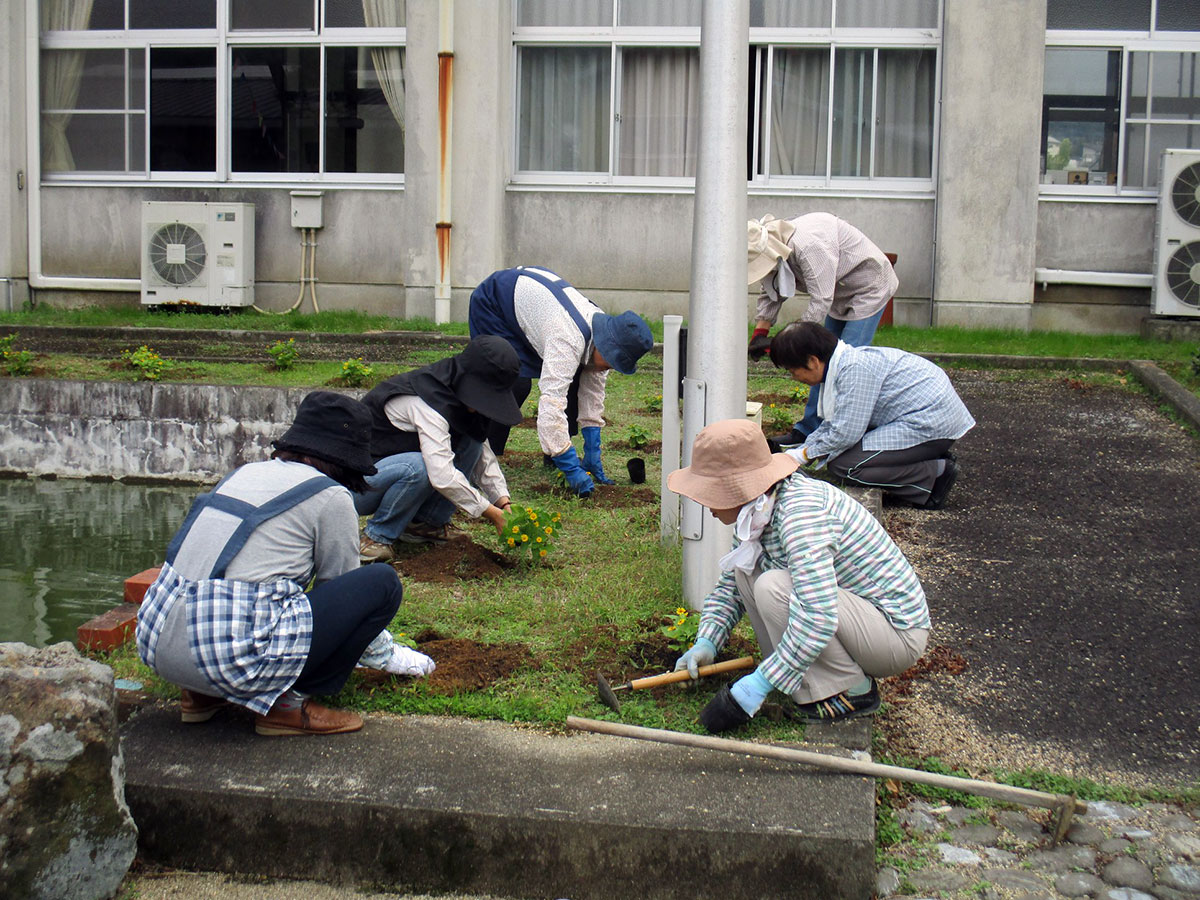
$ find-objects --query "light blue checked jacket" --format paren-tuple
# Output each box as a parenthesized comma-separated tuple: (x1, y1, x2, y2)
(802, 344, 974, 465)
(697, 473, 929, 695)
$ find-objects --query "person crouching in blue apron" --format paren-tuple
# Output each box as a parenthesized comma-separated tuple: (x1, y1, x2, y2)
(137, 391, 430, 737)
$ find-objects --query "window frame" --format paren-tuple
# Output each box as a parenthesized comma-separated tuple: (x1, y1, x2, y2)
(1042, 16, 1200, 199)
(35, 0, 406, 186)
(511, 2, 941, 194)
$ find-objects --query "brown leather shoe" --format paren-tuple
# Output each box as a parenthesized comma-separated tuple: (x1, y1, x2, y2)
(180, 689, 229, 724)
(254, 699, 363, 736)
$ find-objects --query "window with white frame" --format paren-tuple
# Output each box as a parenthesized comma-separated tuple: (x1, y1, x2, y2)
(37, 0, 405, 181)
(1042, 0, 1200, 192)
(512, 0, 940, 188)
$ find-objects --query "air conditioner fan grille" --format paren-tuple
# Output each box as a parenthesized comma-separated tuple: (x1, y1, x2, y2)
(148, 222, 207, 286)
(1166, 241, 1200, 308)
(1171, 161, 1200, 227)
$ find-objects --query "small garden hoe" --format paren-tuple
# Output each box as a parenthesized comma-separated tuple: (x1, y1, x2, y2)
(596, 657, 755, 712)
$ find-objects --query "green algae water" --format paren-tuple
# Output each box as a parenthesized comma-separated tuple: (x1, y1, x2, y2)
(0, 478, 195, 647)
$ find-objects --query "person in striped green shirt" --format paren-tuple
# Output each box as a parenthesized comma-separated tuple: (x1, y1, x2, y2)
(667, 418, 930, 732)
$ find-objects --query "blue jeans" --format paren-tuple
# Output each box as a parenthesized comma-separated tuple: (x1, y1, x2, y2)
(354, 439, 485, 543)
(794, 310, 885, 437)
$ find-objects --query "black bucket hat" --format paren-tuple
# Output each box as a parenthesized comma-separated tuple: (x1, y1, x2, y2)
(273, 391, 378, 476)
(453, 336, 523, 426)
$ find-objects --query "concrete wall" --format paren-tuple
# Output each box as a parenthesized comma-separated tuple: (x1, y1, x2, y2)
(934, 0, 1048, 329)
(0, 0, 29, 311)
(0, 379, 329, 482)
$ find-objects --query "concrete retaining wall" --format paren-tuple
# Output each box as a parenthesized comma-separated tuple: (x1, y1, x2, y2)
(0, 379, 334, 483)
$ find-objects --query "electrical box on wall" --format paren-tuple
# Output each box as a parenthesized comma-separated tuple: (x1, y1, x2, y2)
(290, 191, 323, 229)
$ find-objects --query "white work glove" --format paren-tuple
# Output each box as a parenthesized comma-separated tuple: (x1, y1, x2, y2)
(674, 637, 717, 680)
(382, 644, 436, 677)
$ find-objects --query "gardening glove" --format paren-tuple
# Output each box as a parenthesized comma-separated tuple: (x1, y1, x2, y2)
(674, 637, 717, 680)
(748, 327, 772, 361)
(550, 446, 595, 497)
(729, 670, 773, 717)
(699, 685, 752, 734)
(580, 426, 614, 485)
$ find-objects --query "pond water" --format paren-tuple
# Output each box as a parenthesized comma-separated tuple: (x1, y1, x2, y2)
(0, 478, 195, 648)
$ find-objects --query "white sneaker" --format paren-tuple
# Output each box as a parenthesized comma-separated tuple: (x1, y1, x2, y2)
(382, 644, 436, 677)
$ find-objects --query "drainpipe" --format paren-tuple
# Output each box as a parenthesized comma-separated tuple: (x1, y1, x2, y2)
(23, 0, 140, 296)
(680, 0, 749, 609)
(434, 0, 454, 324)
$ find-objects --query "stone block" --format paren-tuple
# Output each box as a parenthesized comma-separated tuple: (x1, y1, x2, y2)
(0, 642, 137, 900)
(76, 604, 140, 653)
(123, 567, 162, 605)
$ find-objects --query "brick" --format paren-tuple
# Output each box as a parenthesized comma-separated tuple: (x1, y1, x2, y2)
(77, 604, 140, 653)
(123, 567, 162, 605)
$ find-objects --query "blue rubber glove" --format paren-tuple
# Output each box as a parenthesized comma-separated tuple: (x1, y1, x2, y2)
(729, 670, 773, 717)
(580, 426, 615, 485)
(550, 446, 596, 496)
(674, 637, 717, 680)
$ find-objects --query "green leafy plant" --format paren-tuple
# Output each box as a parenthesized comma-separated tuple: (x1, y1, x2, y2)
(500, 505, 562, 564)
(121, 345, 168, 381)
(659, 606, 699, 652)
(341, 357, 372, 387)
(764, 402, 793, 431)
(627, 423, 650, 450)
(789, 384, 806, 403)
(646, 393, 663, 412)
(266, 337, 300, 370)
(1, 333, 35, 376)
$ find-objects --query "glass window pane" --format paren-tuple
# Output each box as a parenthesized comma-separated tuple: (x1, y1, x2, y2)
(1046, 0, 1150, 31)
(1149, 52, 1200, 120)
(518, 46, 610, 171)
(150, 47, 216, 172)
(49, 114, 127, 171)
(874, 48, 934, 177)
(619, 0, 700, 26)
(231, 0, 315, 31)
(517, 0, 612, 26)
(1127, 50, 1149, 116)
(836, 0, 938, 28)
(131, 0, 216, 29)
(1126, 123, 1200, 188)
(41, 0, 119, 31)
(231, 47, 320, 172)
(325, 47, 404, 174)
(42, 49, 123, 110)
(130, 49, 146, 111)
(831, 48, 872, 176)
(345, 0, 406, 28)
(1042, 48, 1120, 184)
(618, 47, 699, 176)
(130, 112, 146, 171)
(751, 0, 831, 28)
(769, 47, 829, 176)
(1157, 0, 1200, 31)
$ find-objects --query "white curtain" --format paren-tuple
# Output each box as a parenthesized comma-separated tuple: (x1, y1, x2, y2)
(518, 0, 611, 26)
(874, 48, 934, 177)
(753, 0, 831, 27)
(618, 47, 700, 177)
(518, 47, 609, 171)
(618, 0, 700, 26)
(770, 48, 828, 175)
(40, 0, 95, 172)
(362, 0, 405, 135)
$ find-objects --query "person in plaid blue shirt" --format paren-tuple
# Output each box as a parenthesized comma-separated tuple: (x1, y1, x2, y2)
(137, 392, 432, 737)
(667, 418, 930, 732)
(770, 322, 975, 510)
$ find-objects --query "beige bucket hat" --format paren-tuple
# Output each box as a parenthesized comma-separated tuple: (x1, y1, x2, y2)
(746, 215, 797, 285)
(668, 419, 799, 509)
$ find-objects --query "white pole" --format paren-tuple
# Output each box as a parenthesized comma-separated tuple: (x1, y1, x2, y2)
(660, 315, 682, 542)
(681, 0, 750, 609)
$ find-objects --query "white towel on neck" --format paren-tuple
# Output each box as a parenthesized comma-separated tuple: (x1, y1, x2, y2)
(816, 340, 850, 422)
(718, 492, 777, 574)
(760, 257, 797, 305)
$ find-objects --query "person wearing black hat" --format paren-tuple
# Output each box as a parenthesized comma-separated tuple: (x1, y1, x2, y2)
(355, 336, 525, 563)
(468, 266, 654, 497)
(136, 391, 434, 737)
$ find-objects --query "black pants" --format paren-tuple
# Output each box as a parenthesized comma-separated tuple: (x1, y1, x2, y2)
(294, 564, 402, 697)
(487, 371, 582, 455)
(827, 438, 956, 506)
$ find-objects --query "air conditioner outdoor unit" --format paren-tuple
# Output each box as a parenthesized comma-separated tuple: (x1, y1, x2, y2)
(140, 201, 255, 307)
(1151, 149, 1200, 317)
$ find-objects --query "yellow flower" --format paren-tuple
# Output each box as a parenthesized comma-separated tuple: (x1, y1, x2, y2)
(539, 549, 547, 557)
(511, 526, 520, 533)
(525, 507, 533, 514)
(535, 536, 543, 543)
(675, 607, 687, 616)
(507, 538, 515, 546)
(521, 534, 528, 542)
(544, 526, 552, 534)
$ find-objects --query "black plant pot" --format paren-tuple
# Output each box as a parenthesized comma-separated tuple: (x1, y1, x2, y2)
(626, 457, 646, 484)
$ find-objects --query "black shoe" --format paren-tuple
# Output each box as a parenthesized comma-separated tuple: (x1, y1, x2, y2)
(767, 429, 806, 452)
(792, 679, 880, 722)
(925, 459, 959, 510)
(699, 685, 752, 734)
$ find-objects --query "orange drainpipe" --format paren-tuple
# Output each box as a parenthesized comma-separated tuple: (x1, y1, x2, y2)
(435, 0, 454, 324)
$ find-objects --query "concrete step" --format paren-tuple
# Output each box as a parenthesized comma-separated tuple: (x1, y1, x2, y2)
(120, 708, 876, 900)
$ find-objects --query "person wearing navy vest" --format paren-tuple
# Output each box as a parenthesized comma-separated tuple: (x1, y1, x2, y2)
(468, 266, 654, 497)
(355, 336, 524, 563)
(136, 391, 433, 737)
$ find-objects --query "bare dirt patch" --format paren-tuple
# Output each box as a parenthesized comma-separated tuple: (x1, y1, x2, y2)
(389, 533, 516, 583)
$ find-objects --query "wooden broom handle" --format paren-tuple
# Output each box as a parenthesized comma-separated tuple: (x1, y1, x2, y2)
(627, 656, 755, 691)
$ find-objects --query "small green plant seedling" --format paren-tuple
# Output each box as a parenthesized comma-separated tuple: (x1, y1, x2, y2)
(627, 423, 650, 450)
(764, 402, 794, 431)
(341, 357, 372, 387)
(500, 505, 563, 565)
(1, 333, 36, 376)
(266, 337, 300, 370)
(646, 393, 663, 412)
(660, 606, 699, 652)
(121, 345, 168, 381)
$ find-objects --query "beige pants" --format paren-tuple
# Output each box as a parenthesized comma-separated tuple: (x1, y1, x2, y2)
(735, 567, 929, 704)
